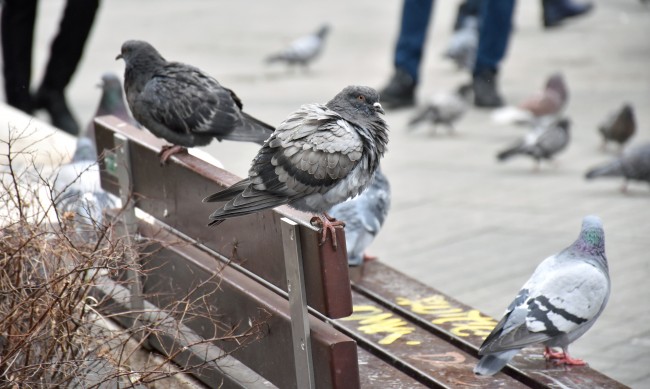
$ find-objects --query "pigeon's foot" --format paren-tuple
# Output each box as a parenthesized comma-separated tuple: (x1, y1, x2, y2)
(159, 145, 188, 165)
(544, 347, 566, 360)
(311, 212, 345, 249)
(544, 348, 586, 365)
(362, 253, 378, 263)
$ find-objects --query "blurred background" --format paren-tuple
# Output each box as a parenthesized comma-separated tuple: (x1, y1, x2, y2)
(1, 0, 649, 387)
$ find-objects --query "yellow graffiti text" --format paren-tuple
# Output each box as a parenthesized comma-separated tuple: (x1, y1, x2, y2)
(341, 305, 417, 345)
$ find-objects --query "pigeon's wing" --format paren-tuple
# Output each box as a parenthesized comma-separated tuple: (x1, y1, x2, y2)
(137, 63, 241, 137)
(536, 125, 568, 155)
(481, 260, 609, 354)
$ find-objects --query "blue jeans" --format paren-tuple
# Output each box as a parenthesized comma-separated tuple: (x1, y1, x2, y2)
(474, 0, 516, 76)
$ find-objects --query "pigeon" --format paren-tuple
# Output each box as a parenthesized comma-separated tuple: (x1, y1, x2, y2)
(497, 118, 571, 170)
(53, 137, 119, 238)
(203, 85, 388, 249)
(328, 167, 391, 266)
(266, 24, 330, 69)
(474, 215, 610, 376)
(408, 84, 472, 135)
(116, 40, 275, 164)
(444, 16, 478, 70)
(492, 73, 568, 126)
(598, 103, 636, 151)
(585, 141, 650, 192)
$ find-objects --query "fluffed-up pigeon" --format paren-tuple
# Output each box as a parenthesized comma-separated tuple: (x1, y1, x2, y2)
(408, 84, 472, 135)
(585, 141, 650, 192)
(266, 24, 330, 69)
(474, 215, 610, 376)
(598, 103, 636, 151)
(328, 167, 391, 266)
(497, 118, 571, 170)
(492, 73, 568, 126)
(203, 85, 389, 249)
(117, 40, 275, 164)
(85, 72, 139, 140)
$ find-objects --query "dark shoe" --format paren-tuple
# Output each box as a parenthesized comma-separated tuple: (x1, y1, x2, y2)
(543, 0, 593, 28)
(33, 88, 80, 135)
(473, 70, 504, 108)
(379, 68, 416, 109)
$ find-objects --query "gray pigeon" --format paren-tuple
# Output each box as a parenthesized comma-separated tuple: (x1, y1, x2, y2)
(203, 85, 388, 249)
(85, 72, 139, 140)
(266, 24, 330, 68)
(328, 167, 391, 266)
(54, 138, 119, 238)
(408, 84, 472, 134)
(117, 40, 275, 164)
(474, 215, 610, 376)
(598, 103, 636, 150)
(497, 118, 571, 170)
(444, 16, 478, 70)
(585, 141, 650, 192)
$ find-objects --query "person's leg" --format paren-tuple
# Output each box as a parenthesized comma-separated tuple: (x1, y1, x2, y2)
(1, 0, 38, 113)
(380, 0, 434, 109)
(472, 0, 515, 107)
(35, 0, 100, 134)
(452, 0, 482, 31)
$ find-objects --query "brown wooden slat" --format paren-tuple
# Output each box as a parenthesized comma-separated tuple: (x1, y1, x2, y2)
(336, 293, 529, 389)
(357, 348, 426, 389)
(94, 115, 352, 319)
(352, 261, 630, 389)
(134, 218, 359, 389)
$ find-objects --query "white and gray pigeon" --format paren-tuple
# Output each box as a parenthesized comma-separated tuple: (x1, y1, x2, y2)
(85, 72, 139, 140)
(497, 118, 571, 170)
(117, 40, 275, 164)
(266, 24, 330, 69)
(444, 16, 478, 70)
(328, 167, 391, 266)
(408, 84, 472, 135)
(203, 85, 388, 249)
(598, 103, 636, 151)
(53, 138, 119, 238)
(474, 215, 610, 376)
(585, 141, 650, 192)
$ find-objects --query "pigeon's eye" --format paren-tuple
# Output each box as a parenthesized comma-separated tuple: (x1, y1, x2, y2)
(357, 95, 365, 102)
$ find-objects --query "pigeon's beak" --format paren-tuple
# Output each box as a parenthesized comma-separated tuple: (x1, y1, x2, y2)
(373, 102, 385, 115)
(115, 53, 123, 60)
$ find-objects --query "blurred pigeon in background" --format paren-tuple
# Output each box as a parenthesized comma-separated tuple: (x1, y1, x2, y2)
(475, 215, 610, 376)
(497, 118, 571, 170)
(204, 85, 389, 249)
(598, 103, 636, 151)
(266, 24, 330, 69)
(53, 137, 119, 238)
(408, 84, 472, 135)
(444, 16, 478, 70)
(117, 40, 275, 164)
(85, 72, 139, 140)
(328, 167, 391, 266)
(492, 73, 568, 126)
(585, 141, 650, 192)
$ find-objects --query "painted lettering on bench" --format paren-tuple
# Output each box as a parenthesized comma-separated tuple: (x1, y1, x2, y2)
(340, 305, 419, 345)
(410, 351, 466, 366)
(396, 295, 497, 338)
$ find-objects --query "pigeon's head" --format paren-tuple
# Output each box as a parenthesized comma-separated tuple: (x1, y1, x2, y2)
(317, 24, 331, 39)
(329, 85, 385, 118)
(578, 215, 605, 254)
(556, 118, 571, 132)
(618, 103, 635, 125)
(98, 72, 122, 92)
(116, 40, 165, 65)
(545, 73, 568, 101)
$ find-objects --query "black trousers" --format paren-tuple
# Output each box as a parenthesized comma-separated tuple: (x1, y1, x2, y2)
(1, 0, 100, 112)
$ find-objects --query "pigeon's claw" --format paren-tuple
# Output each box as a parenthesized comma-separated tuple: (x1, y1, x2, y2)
(544, 347, 566, 360)
(311, 213, 345, 249)
(544, 347, 586, 366)
(159, 144, 188, 165)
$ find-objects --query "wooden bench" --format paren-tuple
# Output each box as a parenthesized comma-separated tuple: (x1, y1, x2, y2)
(94, 115, 629, 389)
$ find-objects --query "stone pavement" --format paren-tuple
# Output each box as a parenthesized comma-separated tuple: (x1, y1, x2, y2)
(1, 0, 648, 387)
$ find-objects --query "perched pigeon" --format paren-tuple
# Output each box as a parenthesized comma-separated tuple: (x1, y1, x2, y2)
(266, 24, 330, 68)
(203, 85, 388, 249)
(117, 40, 275, 164)
(328, 167, 391, 266)
(497, 118, 571, 170)
(585, 141, 650, 192)
(53, 138, 119, 238)
(444, 16, 478, 70)
(598, 103, 636, 150)
(474, 215, 610, 376)
(492, 73, 568, 126)
(408, 84, 472, 135)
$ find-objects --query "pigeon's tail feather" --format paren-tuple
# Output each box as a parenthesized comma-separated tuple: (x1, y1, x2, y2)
(208, 194, 289, 226)
(497, 146, 521, 161)
(585, 161, 624, 180)
(203, 180, 250, 203)
(224, 113, 275, 145)
(474, 350, 519, 376)
(408, 107, 436, 128)
(492, 106, 533, 126)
